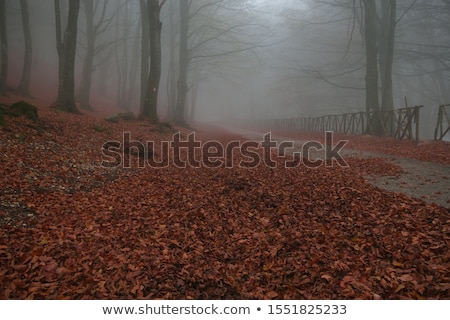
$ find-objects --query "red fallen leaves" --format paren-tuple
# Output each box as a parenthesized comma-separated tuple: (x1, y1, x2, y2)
(268, 129, 450, 165)
(0, 99, 449, 299)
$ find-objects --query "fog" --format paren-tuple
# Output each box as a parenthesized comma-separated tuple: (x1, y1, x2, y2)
(1, 0, 449, 139)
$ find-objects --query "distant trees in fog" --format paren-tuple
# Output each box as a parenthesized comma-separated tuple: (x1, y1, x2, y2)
(0, 0, 448, 137)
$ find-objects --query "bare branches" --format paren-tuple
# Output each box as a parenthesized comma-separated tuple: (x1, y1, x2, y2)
(343, 0, 357, 58)
(300, 62, 366, 90)
(396, 0, 418, 25)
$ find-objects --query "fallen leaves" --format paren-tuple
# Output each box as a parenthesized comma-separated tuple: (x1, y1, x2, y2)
(268, 130, 450, 165)
(0, 100, 449, 299)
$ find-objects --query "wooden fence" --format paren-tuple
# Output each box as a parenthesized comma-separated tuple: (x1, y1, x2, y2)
(266, 106, 423, 143)
(434, 104, 450, 141)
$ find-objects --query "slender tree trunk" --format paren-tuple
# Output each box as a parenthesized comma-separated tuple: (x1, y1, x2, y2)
(17, 0, 32, 96)
(187, 65, 202, 123)
(97, 57, 109, 95)
(141, 0, 162, 122)
(114, 11, 123, 108)
(55, 0, 64, 102)
(126, 18, 141, 110)
(139, 0, 149, 114)
(174, 0, 189, 126)
(55, 0, 80, 113)
(115, 1, 132, 110)
(77, 0, 94, 110)
(363, 0, 381, 135)
(0, 0, 7, 95)
(188, 80, 199, 123)
(166, 0, 177, 121)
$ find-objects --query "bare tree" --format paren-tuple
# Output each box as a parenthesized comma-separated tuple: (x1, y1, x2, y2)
(172, 0, 273, 126)
(378, 0, 396, 114)
(361, 0, 398, 135)
(77, 0, 96, 110)
(139, 0, 149, 112)
(288, 0, 400, 135)
(77, 0, 125, 110)
(114, 0, 142, 111)
(55, 0, 81, 113)
(362, 0, 380, 115)
(394, 0, 450, 104)
(173, 0, 189, 126)
(17, 0, 32, 97)
(140, 0, 167, 121)
(0, 0, 7, 95)
(128, 16, 141, 109)
(165, 0, 178, 120)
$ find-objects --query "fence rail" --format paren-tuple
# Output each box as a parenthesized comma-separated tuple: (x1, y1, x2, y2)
(266, 106, 423, 143)
(434, 104, 450, 141)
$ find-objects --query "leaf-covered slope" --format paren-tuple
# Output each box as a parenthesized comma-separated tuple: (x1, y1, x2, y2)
(0, 103, 449, 299)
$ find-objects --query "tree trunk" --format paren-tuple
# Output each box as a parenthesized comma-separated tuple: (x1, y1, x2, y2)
(187, 65, 202, 123)
(97, 56, 109, 96)
(174, 0, 189, 126)
(139, 0, 149, 114)
(379, 0, 396, 112)
(378, 0, 396, 136)
(77, 0, 94, 110)
(166, 0, 178, 121)
(17, 0, 32, 97)
(126, 18, 141, 110)
(55, 0, 64, 102)
(141, 0, 162, 122)
(0, 0, 7, 95)
(188, 80, 199, 123)
(55, 0, 80, 113)
(115, 1, 133, 110)
(363, 0, 381, 135)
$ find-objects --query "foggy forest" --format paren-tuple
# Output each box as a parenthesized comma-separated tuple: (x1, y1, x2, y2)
(0, 0, 449, 300)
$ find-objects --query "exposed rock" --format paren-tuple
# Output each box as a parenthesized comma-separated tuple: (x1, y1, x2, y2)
(0, 101, 40, 127)
(10, 101, 39, 122)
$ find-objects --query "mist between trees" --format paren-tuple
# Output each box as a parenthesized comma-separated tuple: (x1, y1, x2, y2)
(0, 0, 449, 139)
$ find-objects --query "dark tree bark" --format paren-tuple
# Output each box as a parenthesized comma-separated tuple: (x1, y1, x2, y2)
(55, 0, 64, 101)
(377, 0, 396, 136)
(77, 0, 95, 110)
(17, 0, 32, 97)
(378, 0, 396, 113)
(115, 1, 133, 110)
(55, 0, 80, 113)
(362, 0, 398, 136)
(166, 0, 178, 121)
(139, 0, 149, 113)
(363, 0, 379, 114)
(363, 0, 381, 135)
(174, 0, 189, 126)
(0, 0, 7, 95)
(140, 0, 163, 122)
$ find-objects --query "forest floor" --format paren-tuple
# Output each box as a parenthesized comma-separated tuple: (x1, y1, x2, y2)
(226, 127, 450, 208)
(0, 96, 449, 299)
